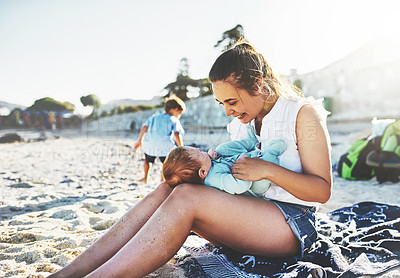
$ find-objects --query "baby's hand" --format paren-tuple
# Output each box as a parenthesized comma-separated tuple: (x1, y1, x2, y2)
(207, 149, 220, 159)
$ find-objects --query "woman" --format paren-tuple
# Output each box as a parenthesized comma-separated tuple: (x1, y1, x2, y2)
(49, 42, 332, 277)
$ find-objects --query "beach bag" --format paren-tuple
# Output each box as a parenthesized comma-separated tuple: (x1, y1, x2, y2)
(366, 119, 400, 183)
(337, 136, 381, 180)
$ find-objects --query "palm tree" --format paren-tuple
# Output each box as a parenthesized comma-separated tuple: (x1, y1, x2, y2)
(80, 94, 101, 118)
(214, 24, 246, 51)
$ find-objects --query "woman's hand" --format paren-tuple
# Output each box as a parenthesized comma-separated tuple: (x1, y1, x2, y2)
(231, 156, 269, 181)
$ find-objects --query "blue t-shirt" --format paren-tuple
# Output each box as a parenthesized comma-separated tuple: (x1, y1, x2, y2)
(142, 113, 184, 157)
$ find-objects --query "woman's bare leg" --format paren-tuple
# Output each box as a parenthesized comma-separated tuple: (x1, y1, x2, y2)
(49, 182, 173, 278)
(86, 184, 300, 278)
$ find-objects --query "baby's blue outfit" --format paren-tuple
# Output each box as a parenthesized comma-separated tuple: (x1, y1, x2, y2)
(204, 126, 286, 196)
(142, 113, 184, 157)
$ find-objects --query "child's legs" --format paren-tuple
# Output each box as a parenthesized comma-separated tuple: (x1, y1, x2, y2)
(143, 160, 151, 181)
(159, 156, 167, 182)
(143, 154, 157, 182)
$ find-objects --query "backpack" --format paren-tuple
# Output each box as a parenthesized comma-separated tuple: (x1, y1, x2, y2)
(337, 136, 382, 180)
(366, 119, 400, 183)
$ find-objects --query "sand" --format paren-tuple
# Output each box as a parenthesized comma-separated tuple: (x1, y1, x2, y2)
(0, 123, 399, 277)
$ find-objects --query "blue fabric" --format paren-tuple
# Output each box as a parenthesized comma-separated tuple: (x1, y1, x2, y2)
(215, 125, 259, 156)
(204, 126, 286, 196)
(178, 202, 400, 277)
(204, 155, 253, 195)
(142, 113, 184, 156)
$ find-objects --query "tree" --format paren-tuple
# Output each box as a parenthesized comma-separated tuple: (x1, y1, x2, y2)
(80, 94, 101, 118)
(100, 111, 109, 117)
(164, 75, 201, 101)
(178, 57, 190, 76)
(198, 78, 212, 97)
(164, 58, 204, 101)
(214, 24, 246, 51)
(27, 97, 75, 112)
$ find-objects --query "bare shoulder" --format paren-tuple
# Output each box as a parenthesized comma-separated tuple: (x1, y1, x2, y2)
(295, 104, 328, 142)
(297, 103, 323, 123)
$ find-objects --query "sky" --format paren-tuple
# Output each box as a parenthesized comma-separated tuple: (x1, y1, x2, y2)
(0, 0, 399, 114)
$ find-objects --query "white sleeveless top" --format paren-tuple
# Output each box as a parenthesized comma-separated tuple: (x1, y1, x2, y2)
(227, 96, 330, 207)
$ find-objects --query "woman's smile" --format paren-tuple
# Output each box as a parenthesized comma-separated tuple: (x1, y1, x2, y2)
(212, 80, 266, 124)
(236, 112, 246, 120)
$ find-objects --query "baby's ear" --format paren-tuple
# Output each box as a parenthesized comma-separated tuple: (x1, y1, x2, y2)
(198, 168, 208, 179)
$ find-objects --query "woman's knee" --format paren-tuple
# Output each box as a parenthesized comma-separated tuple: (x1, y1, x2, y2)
(168, 183, 202, 207)
(171, 183, 198, 197)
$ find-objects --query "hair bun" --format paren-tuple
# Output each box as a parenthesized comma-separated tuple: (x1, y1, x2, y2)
(234, 41, 256, 52)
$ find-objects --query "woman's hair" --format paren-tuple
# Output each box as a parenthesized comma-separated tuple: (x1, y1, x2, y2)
(209, 40, 302, 98)
(162, 147, 203, 187)
(164, 95, 186, 113)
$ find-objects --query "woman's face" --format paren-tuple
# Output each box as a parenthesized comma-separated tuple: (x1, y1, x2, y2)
(212, 79, 266, 124)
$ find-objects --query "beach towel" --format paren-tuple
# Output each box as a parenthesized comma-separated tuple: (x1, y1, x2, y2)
(177, 202, 400, 277)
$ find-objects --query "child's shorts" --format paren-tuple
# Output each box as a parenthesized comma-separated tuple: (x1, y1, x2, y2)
(269, 199, 317, 258)
(144, 153, 166, 163)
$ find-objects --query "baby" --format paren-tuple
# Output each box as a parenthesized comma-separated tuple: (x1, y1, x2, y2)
(162, 126, 286, 196)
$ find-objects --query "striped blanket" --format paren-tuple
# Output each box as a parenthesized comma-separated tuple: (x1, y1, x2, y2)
(177, 202, 400, 277)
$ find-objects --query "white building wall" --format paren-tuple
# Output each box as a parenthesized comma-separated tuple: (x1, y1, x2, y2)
(82, 95, 233, 136)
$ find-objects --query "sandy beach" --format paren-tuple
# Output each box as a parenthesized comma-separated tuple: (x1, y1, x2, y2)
(1, 122, 399, 277)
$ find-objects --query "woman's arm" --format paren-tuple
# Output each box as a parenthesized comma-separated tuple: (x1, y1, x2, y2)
(231, 104, 332, 203)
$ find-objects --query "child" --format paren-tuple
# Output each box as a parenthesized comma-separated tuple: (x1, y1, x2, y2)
(134, 95, 185, 183)
(163, 126, 286, 196)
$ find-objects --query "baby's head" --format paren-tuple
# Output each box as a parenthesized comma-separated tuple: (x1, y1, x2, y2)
(162, 146, 212, 187)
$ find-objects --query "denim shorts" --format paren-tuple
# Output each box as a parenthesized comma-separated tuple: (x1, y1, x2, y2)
(269, 199, 317, 258)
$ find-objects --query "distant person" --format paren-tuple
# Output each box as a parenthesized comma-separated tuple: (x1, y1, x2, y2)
(40, 111, 48, 130)
(130, 121, 136, 131)
(35, 112, 44, 130)
(134, 95, 185, 183)
(13, 110, 21, 127)
(22, 111, 32, 128)
(55, 113, 63, 129)
(48, 111, 56, 131)
(162, 128, 286, 196)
